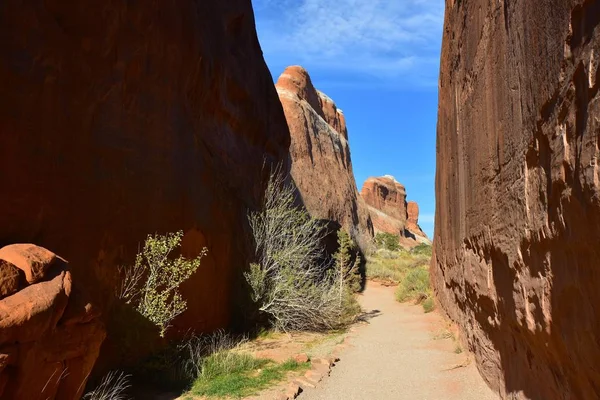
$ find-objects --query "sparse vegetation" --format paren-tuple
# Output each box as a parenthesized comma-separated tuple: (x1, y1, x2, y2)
(117, 231, 207, 337)
(245, 170, 360, 332)
(83, 371, 131, 400)
(411, 243, 433, 257)
(185, 332, 309, 398)
(190, 355, 307, 398)
(366, 240, 435, 313)
(395, 267, 429, 302)
(374, 232, 401, 251)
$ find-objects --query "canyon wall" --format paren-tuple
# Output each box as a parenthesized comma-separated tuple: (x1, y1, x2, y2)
(0, 0, 290, 383)
(433, 0, 600, 398)
(276, 66, 373, 242)
(361, 176, 429, 246)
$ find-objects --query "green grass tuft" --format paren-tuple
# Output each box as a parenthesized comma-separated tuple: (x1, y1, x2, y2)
(190, 353, 308, 398)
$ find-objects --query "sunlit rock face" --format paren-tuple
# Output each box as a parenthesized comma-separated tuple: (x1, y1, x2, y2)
(276, 66, 373, 242)
(434, 0, 600, 398)
(360, 176, 430, 247)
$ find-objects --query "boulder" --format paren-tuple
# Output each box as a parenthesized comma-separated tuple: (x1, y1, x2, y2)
(0, 261, 22, 299)
(434, 0, 600, 398)
(276, 66, 373, 243)
(0, 244, 105, 400)
(0, 244, 65, 284)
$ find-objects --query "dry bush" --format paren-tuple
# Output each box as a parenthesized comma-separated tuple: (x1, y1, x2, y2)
(83, 371, 131, 400)
(245, 170, 359, 332)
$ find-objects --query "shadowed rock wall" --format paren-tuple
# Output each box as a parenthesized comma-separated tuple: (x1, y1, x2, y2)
(434, 0, 600, 398)
(0, 0, 290, 371)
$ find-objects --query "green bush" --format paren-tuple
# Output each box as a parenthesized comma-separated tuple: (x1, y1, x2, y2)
(118, 231, 207, 337)
(245, 170, 360, 332)
(395, 265, 435, 313)
(422, 297, 435, 313)
(374, 232, 401, 251)
(395, 267, 430, 302)
(411, 243, 433, 257)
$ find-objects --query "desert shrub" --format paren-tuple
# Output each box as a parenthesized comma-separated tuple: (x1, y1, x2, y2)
(422, 297, 435, 313)
(334, 229, 361, 293)
(395, 267, 430, 302)
(83, 371, 131, 400)
(411, 243, 433, 257)
(395, 265, 435, 312)
(118, 231, 207, 337)
(374, 232, 401, 251)
(245, 170, 360, 332)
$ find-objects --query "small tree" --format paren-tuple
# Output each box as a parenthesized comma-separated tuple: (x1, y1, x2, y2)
(118, 231, 207, 337)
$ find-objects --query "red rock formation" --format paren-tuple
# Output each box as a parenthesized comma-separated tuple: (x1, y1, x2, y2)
(434, 0, 600, 398)
(0, 0, 289, 370)
(0, 244, 105, 400)
(406, 201, 426, 238)
(276, 66, 372, 241)
(360, 176, 429, 246)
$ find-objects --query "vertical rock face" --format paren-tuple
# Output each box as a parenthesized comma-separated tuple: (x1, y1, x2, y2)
(406, 201, 426, 238)
(275, 66, 373, 240)
(0, 0, 289, 368)
(360, 176, 430, 245)
(434, 0, 600, 398)
(0, 245, 105, 400)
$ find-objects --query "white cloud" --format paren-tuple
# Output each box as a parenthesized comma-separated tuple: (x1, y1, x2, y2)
(253, 0, 444, 87)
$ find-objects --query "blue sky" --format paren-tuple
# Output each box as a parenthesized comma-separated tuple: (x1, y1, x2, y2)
(252, 0, 444, 238)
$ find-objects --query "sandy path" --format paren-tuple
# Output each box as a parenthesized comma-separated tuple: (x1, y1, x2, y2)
(299, 281, 499, 400)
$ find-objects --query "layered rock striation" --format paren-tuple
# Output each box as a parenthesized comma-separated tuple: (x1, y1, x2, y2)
(276, 66, 373, 242)
(0, 244, 105, 400)
(361, 176, 429, 245)
(434, 0, 600, 398)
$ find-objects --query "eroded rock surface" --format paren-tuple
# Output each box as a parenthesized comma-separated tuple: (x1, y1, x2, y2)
(276, 66, 372, 241)
(434, 0, 600, 398)
(0, 0, 289, 350)
(360, 176, 430, 246)
(0, 244, 105, 400)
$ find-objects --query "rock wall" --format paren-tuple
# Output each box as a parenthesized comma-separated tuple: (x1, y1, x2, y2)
(0, 245, 105, 400)
(276, 66, 373, 241)
(361, 176, 430, 245)
(0, 0, 289, 370)
(434, 0, 600, 398)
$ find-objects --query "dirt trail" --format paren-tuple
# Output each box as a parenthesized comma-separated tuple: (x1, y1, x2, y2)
(299, 282, 499, 400)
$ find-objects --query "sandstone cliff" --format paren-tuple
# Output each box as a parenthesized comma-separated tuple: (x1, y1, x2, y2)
(0, 0, 290, 379)
(361, 176, 429, 246)
(276, 66, 373, 242)
(434, 0, 600, 398)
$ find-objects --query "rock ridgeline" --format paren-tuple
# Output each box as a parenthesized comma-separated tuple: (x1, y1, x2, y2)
(360, 176, 429, 246)
(276, 66, 373, 242)
(434, 0, 600, 398)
